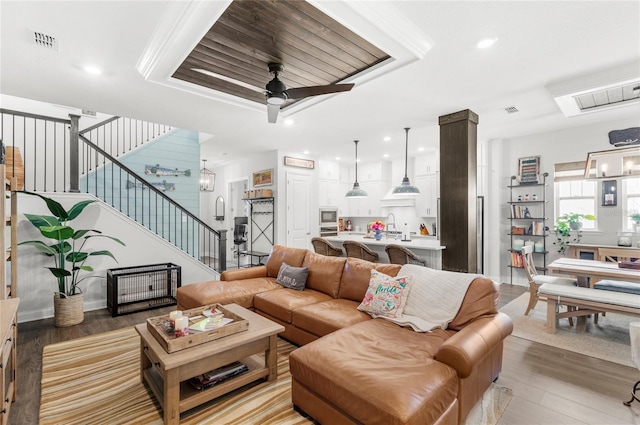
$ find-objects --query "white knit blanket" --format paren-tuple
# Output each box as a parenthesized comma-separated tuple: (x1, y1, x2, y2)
(378, 264, 482, 332)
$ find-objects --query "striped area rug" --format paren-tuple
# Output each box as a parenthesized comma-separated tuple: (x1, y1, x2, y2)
(40, 327, 509, 425)
(39, 327, 311, 425)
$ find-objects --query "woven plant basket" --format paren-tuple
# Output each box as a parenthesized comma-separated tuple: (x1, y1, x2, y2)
(53, 293, 84, 327)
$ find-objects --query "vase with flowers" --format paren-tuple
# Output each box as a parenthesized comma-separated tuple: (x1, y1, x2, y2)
(370, 221, 385, 240)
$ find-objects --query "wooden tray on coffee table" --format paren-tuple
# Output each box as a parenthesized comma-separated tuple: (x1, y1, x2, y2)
(146, 304, 249, 353)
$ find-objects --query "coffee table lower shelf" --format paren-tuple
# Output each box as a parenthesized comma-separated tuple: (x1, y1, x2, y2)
(142, 355, 266, 413)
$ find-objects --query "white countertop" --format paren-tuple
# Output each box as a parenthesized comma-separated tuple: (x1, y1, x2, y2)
(326, 234, 445, 250)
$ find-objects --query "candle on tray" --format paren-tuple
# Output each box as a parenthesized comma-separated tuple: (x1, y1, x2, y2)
(174, 316, 189, 338)
(169, 310, 182, 327)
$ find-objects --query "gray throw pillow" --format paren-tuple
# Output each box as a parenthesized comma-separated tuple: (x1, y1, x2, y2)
(276, 262, 309, 291)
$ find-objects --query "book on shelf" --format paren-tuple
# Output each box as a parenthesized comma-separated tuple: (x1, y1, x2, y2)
(188, 361, 249, 390)
(510, 252, 524, 268)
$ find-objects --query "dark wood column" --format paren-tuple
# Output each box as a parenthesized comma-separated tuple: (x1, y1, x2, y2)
(438, 109, 479, 273)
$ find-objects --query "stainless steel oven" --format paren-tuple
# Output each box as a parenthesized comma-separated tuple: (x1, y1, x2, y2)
(319, 226, 339, 237)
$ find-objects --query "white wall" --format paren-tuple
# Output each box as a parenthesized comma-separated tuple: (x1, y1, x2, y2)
(15, 192, 218, 322)
(496, 115, 640, 285)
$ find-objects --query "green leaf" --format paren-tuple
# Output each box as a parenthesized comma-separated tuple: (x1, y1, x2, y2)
(23, 214, 61, 229)
(20, 191, 68, 219)
(39, 225, 74, 241)
(46, 267, 71, 278)
(66, 251, 88, 262)
(80, 266, 93, 272)
(50, 241, 72, 254)
(88, 250, 118, 261)
(67, 200, 96, 221)
(18, 240, 57, 255)
(72, 229, 98, 239)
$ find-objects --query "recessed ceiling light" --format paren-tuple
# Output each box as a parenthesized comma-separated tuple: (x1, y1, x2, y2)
(284, 118, 295, 126)
(383, 136, 391, 142)
(418, 147, 425, 152)
(477, 37, 497, 49)
(335, 157, 341, 161)
(383, 153, 389, 158)
(84, 65, 102, 75)
(303, 150, 310, 154)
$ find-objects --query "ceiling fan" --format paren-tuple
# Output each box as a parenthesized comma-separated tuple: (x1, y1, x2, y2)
(192, 63, 354, 123)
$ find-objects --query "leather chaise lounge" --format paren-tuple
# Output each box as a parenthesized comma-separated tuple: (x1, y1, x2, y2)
(176, 245, 513, 425)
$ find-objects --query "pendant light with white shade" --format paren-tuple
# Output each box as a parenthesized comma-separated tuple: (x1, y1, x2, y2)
(392, 127, 420, 196)
(345, 140, 368, 198)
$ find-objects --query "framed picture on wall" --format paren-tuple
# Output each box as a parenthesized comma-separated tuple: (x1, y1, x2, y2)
(517, 156, 540, 185)
(253, 169, 273, 187)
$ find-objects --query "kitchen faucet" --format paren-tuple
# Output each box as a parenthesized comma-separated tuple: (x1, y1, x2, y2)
(385, 213, 397, 239)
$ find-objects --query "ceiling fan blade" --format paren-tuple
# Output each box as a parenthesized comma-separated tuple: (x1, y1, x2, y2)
(191, 68, 265, 94)
(286, 83, 354, 99)
(267, 103, 280, 124)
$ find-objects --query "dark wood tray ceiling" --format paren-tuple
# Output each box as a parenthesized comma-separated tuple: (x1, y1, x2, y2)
(173, 0, 390, 107)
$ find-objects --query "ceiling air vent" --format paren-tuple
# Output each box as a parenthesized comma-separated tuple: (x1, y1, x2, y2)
(33, 31, 57, 50)
(504, 106, 519, 114)
(546, 62, 640, 117)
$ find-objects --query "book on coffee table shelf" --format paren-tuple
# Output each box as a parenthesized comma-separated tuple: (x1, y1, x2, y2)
(188, 361, 249, 390)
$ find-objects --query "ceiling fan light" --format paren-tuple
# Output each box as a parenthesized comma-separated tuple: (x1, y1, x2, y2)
(267, 94, 286, 105)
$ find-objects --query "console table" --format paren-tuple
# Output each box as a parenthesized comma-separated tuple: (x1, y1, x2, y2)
(567, 244, 640, 261)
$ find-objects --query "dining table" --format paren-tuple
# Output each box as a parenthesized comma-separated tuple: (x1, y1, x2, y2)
(547, 257, 640, 287)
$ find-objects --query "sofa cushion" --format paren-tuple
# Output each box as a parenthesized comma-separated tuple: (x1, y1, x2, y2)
(448, 277, 499, 331)
(276, 263, 309, 291)
(338, 258, 401, 302)
(292, 299, 371, 337)
(265, 245, 308, 278)
(357, 270, 413, 318)
(176, 277, 279, 310)
(253, 288, 333, 323)
(301, 252, 346, 298)
(289, 319, 458, 425)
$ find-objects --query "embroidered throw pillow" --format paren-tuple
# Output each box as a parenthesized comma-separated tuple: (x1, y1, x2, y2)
(276, 262, 309, 291)
(357, 269, 413, 318)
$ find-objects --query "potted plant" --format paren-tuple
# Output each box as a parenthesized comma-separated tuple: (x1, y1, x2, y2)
(19, 192, 125, 327)
(630, 212, 640, 224)
(553, 213, 596, 254)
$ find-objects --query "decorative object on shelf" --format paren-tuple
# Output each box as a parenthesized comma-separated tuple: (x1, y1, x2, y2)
(145, 163, 191, 177)
(517, 156, 540, 184)
(345, 140, 368, 198)
(617, 232, 633, 247)
(392, 128, 420, 196)
(18, 192, 125, 326)
(283, 156, 315, 169)
(199, 159, 215, 191)
(553, 213, 596, 254)
(584, 145, 640, 179)
(601, 180, 617, 206)
(252, 168, 273, 187)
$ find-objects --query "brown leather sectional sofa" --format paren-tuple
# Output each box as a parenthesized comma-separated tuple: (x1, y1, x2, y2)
(176, 245, 513, 425)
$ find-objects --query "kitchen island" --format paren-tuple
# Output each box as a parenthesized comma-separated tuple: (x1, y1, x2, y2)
(325, 233, 445, 269)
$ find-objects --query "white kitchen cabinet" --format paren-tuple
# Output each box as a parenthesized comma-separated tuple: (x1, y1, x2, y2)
(319, 179, 342, 207)
(415, 174, 439, 217)
(415, 152, 439, 176)
(318, 160, 340, 180)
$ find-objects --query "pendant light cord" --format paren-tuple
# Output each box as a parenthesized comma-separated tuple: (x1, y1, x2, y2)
(354, 140, 359, 184)
(404, 128, 410, 178)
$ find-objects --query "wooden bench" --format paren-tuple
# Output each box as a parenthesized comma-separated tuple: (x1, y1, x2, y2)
(538, 282, 640, 333)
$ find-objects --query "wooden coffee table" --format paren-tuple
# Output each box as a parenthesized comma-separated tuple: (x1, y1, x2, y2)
(135, 304, 284, 425)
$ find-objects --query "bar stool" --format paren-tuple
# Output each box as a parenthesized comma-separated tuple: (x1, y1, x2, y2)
(343, 240, 379, 262)
(624, 322, 640, 406)
(311, 237, 343, 257)
(385, 244, 426, 266)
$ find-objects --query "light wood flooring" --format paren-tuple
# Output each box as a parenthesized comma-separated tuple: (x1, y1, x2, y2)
(9, 284, 640, 425)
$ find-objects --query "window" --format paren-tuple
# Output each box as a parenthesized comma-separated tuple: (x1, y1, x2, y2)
(624, 177, 640, 230)
(555, 180, 597, 230)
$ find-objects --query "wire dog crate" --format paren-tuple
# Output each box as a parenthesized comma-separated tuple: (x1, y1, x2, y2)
(107, 263, 181, 316)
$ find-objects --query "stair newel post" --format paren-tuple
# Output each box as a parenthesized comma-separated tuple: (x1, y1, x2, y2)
(68, 114, 81, 193)
(218, 229, 227, 272)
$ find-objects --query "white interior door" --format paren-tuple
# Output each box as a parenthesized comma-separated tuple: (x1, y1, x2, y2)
(286, 171, 311, 248)
(228, 178, 248, 264)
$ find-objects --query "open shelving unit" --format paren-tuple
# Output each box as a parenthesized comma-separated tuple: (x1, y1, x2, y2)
(241, 197, 274, 266)
(507, 172, 549, 284)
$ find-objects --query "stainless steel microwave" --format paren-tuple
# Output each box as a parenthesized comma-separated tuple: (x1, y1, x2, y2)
(319, 208, 338, 225)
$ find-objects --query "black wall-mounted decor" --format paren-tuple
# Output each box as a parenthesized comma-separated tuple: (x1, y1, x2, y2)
(602, 180, 617, 206)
